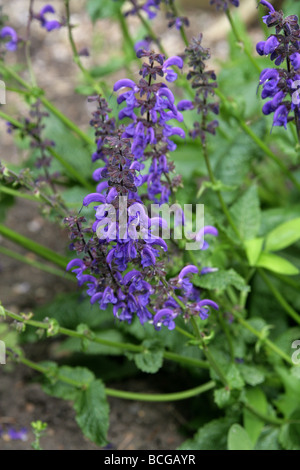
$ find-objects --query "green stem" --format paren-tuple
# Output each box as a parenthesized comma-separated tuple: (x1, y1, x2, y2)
(64, 0, 104, 95)
(3, 309, 209, 370)
(244, 403, 285, 426)
(0, 246, 75, 282)
(0, 184, 39, 202)
(190, 317, 229, 388)
(0, 224, 68, 269)
(258, 268, 300, 325)
(231, 309, 294, 365)
(105, 381, 216, 401)
(226, 10, 261, 73)
(8, 351, 215, 401)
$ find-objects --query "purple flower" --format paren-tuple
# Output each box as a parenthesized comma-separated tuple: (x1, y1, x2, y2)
(153, 308, 177, 330)
(162, 56, 184, 82)
(37, 4, 62, 31)
(0, 27, 19, 51)
(7, 428, 28, 441)
(195, 299, 219, 320)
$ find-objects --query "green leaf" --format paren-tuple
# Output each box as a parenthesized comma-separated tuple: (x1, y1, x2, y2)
(87, 0, 125, 22)
(265, 218, 300, 252)
(43, 366, 95, 401)
(243, 387, 268, 446)
(256, 252, 299, 275)
(227, 424, 254, 450)
(255, 428, 281, 450)
(214, 387, 231, 408)
(238, 364, 265, 386)
(179, 417, 235, 450)
(134, 340, 164, 374)
(193, 268, 248, 293)
(226, 363, 245, 390)
(74, 379, 109, 447)
(244, 238, 264, 267)
(230, 186, 261, 240)
(279, 410, 300, 450)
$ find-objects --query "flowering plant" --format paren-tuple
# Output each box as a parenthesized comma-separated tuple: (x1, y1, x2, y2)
(1, 0, 300, 451)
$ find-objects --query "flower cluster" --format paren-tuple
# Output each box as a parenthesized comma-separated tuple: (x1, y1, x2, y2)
(256, 0, 300, 129)
(66, 54, 219, 331)
(114, 50, 185, 204)
(176, 34, 219, 143)
(210, 0, 239, 11)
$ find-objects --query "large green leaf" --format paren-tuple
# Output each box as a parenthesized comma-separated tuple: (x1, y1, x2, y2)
(279, 410, 300, 450)
(193, 268, 248, 292)
(230, 186, 261, 240)
(265, 218, 300, 252)
(179, 417, 235, 450)
(256, 252, 299, 275)
(243, 387, 268, 446)
(227, 424, 254, 450)
(74, 379, 109, 447)
(133, 340, 164, 374)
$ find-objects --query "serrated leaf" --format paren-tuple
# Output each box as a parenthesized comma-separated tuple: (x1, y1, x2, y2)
(256, 252, 299, 275)
(226, 363, 245, 390)
(227, 424, 254, 450)
(43, 366, 95, 401)
(74, 379, 109, 447)
(230, 186, 261, 240)
(238, 364, 265, 386)
(255, 428, 281, 450)
(214, 387, 231, 408)
(179, 417, 235, 450)
(193, 268, 248, 292)
(134, 340, 164, 374)
(243, 387, 268, 446)
(244, 238, 264, 266)
(265, 218, 300, 252)
(279, 410, 300, 450)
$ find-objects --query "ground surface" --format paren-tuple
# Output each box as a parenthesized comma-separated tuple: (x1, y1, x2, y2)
(0, 0, 263, 450)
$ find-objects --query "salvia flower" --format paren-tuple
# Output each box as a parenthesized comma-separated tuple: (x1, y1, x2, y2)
(257, 1, 300, 129)
(34, 4, 62, 31)
(66, 86, 219, 330)
(0, 26, 19, 51)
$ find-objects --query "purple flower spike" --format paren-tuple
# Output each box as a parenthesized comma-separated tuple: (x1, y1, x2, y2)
(0, 27, 19, 51)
